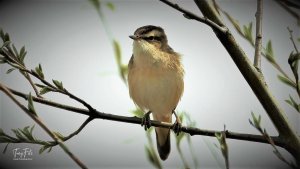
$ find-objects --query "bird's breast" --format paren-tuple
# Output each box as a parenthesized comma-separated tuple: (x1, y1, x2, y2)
(128, 53, 184, 116)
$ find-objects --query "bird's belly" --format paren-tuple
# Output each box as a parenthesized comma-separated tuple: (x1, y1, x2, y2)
(129, 66, 183, 115)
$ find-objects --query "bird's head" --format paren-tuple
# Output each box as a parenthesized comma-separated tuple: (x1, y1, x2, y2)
(129, 25, 170, 52)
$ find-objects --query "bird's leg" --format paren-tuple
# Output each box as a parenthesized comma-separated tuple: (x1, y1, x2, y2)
(141, 111, 152, 130)
(172, 110, 182, 135)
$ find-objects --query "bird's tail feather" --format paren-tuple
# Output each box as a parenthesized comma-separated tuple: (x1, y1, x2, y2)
(155, 127, 170, 160)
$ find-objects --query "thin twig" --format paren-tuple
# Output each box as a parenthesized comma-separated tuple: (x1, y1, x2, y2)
(62, 116, 94, 142)
(2, 84, 286, 148)
(159, 0, 228, 34)
(0, 83, 88, 169)
(254, 0, 263, 70)
(23, 72, 41, 98)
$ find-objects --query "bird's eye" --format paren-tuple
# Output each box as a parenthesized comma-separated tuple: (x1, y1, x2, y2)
(143, 36, 161, 41)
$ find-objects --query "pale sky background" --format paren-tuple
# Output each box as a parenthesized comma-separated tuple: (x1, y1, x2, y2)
(0, 0, 299, 169)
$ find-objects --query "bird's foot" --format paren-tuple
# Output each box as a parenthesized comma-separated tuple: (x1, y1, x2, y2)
(172, 110, 182, 135)
(141, 111, 152, 130)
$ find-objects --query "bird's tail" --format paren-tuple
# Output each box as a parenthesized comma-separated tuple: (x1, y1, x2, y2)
(155, 127, 170, 160)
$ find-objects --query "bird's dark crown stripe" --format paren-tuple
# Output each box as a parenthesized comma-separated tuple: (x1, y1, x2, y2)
(134, 25, 163, 35)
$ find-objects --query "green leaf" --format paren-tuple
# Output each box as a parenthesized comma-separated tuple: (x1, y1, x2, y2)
(285, 95, 300, 112)
(39, 86, 52, 95)
(212, 0, 220, 15)
(176, 132, 185, 146)
(131, 108, 144, 118)
(0, 56, 6, 64)
(19, 46, 25, 58)
(35, 83, 46, 88)
(52, 79, 64, 90)
(215, 132, 229, 169)
(0, 135, 16, 143)
(47, 146, 53, 153)
(12, 44, 18, 57)
(19, 46, 26, 63)
(113, 39, 126, 82)
(30, 125, 35, 135)
(6, 68, 15, 74)
(0, 128, 4, 135)
(264, 40, 275, 64)
(249, 112, 262, 132)
(28, 93, 37, 116)
(113, 39, 121, 66)
(12, 129, 25, 141)
(252, 112, 260, 128)
(145, 146, 155, 164)
(20, 126, 35, 141)
(39, 145, 51, 154)
(277, 75, 296, 89)
(243, 22, 254, 46)
(4, 33, 10, 42)
(2, 143, 10, 154)
(144, 146, 161, 169)
(120, 64, 128, 79)
(35, 64, 44, 79)
(89, 0, 101, 12)
(106, 2, 115, 11)
(0, 29, 4, 41)
(223, 11, 243, 36)
(2, 41, 11, 48)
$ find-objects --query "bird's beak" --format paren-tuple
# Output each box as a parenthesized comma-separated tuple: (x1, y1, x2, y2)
(129, 35, 138, 40)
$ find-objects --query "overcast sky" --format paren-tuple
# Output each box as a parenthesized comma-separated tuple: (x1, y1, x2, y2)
(0, 0, 299, 169)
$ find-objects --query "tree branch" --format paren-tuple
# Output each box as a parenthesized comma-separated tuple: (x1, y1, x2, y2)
(2, 84, 286, 148)
(193, 0, 300, 165)
(0, 83, 88, 169)
(254, 0, 263, 70)
(61, 116, 94, 142)
(159, 0, 228, 34)
(23, 72, 41, 98)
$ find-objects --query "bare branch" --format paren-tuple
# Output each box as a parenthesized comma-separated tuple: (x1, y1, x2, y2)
(0, 83, 88, 169)
(2, 84, 286, 148)
(62, 117, 94, 142)
(159, 0, 228, 34)
(254, 0, 263, 70)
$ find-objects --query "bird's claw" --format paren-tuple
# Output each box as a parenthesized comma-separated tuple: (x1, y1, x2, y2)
(172, 110, 182, 135)
(141, 111, 152, 130)
(172, 121, 182, 136)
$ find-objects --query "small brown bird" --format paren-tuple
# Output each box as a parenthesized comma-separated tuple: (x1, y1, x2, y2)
(128, 25, 184, 160)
